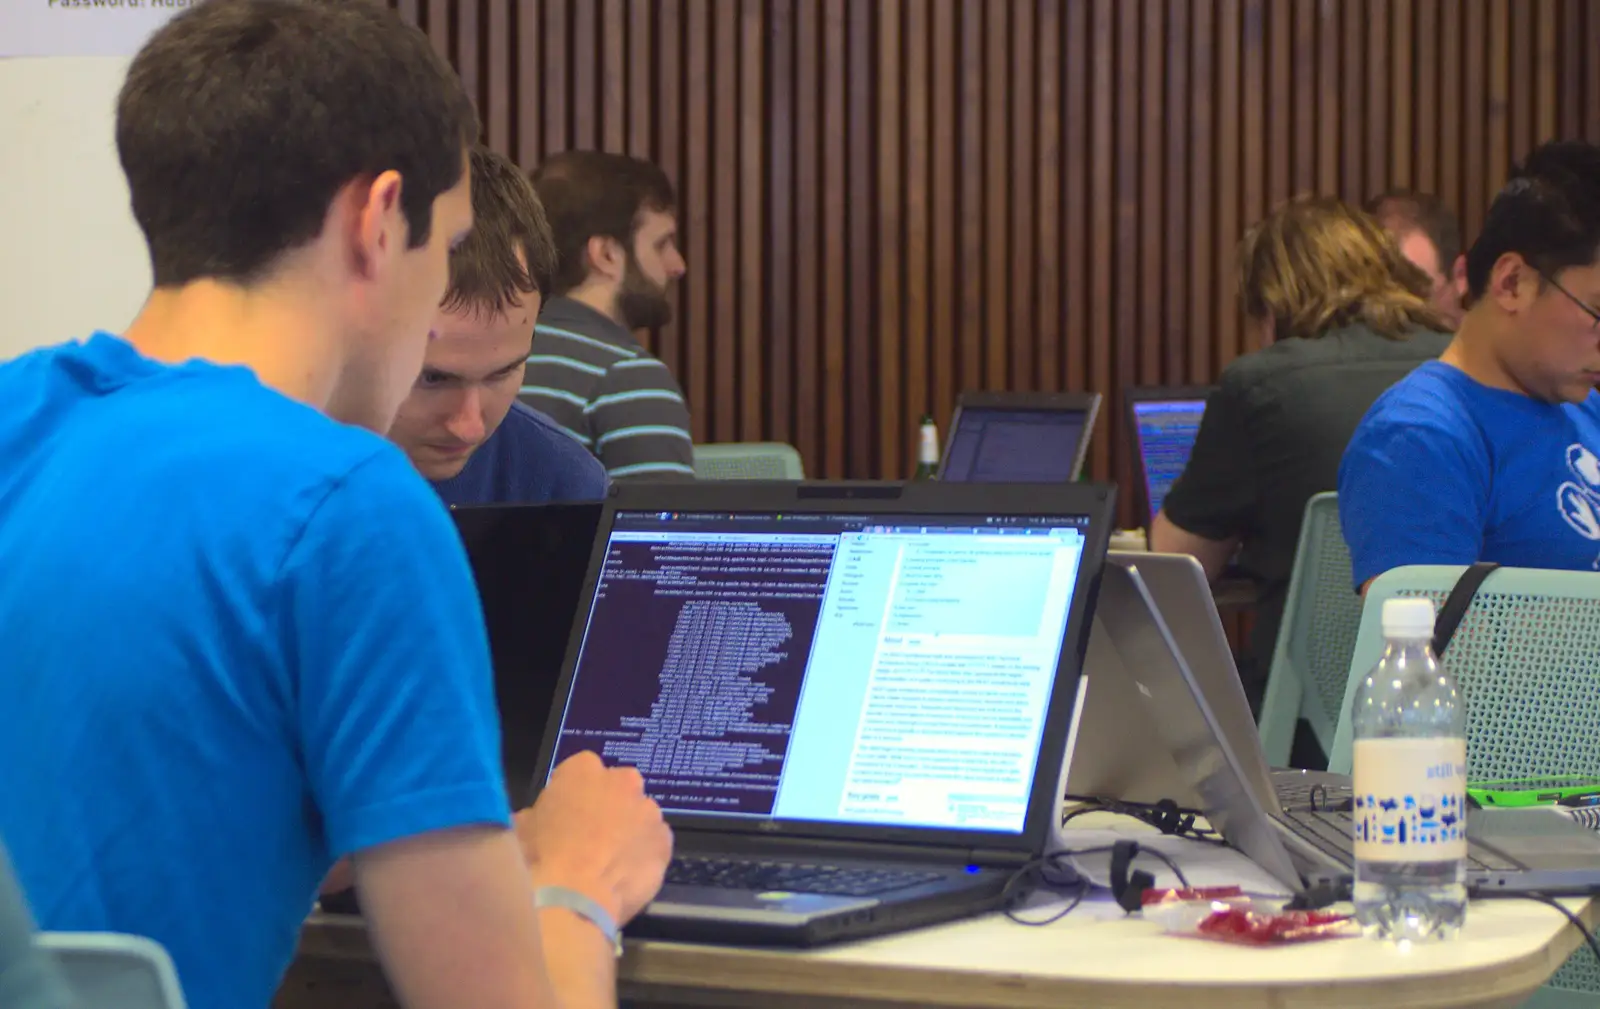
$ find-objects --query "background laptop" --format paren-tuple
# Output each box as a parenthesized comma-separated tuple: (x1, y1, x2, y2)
(939, 391, 1101, 483)
(531, 480, 1115, 945)
(453, 502, 602, 808)
(1124, 386, 1213, 526)
(1098, 561, 1600, 896)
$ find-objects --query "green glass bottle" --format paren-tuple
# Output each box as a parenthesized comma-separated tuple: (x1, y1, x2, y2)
(913, 413, 939, 480)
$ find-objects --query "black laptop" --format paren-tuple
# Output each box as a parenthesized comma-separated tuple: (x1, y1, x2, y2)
(452, 503, 603, 808)
(939, 391, 1102, 483)
(529, 480, 1116, 945)
(1097, 561, 1600, 897)
(320, 502, 602, 914)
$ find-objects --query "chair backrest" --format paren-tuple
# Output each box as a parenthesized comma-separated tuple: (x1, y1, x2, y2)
(692, 442, 805, 480)
(1329, 565, 1600, 776)
(1258, 492, 1363, 766)
(37, 933, 188, 1009)
(0, 843, 71, 1009)
(1328, 564, 1600, 997)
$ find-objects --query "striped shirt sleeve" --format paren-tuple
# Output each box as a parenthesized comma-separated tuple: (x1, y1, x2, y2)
(589, 356, 696, 481)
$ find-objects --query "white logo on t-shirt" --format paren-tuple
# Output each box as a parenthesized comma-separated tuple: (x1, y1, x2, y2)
(1556, 443, 1600, 541)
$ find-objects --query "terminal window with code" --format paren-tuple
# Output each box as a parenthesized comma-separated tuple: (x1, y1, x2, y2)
(546, 511, 1089, 834)
(1133, 399, 1207, 520)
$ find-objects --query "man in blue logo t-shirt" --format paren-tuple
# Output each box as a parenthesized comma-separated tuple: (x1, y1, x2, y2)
(388, 146, 609, 506)
(0, 4, 669, 1009)
(1341, 140, 1600, 590)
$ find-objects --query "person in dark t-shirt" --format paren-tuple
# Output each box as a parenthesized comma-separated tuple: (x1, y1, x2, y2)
(1150, 197, 1450, 708)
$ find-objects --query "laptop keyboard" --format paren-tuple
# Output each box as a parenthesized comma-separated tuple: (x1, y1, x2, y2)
(1276, 809, 1520, 872)
(1275, 778, 1352, 812)
(665, 856, 945, 897)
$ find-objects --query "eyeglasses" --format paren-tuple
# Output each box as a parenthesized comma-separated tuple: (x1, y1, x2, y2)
(1537, 269, 1600, 331)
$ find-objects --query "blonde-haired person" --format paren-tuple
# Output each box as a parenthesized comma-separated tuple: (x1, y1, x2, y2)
(1150, 196, 1450, 718)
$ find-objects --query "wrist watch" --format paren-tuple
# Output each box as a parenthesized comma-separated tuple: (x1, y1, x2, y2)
(534, 885, 624, 957)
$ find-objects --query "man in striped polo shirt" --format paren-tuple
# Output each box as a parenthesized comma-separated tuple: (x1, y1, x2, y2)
(526, 151, 695, 481)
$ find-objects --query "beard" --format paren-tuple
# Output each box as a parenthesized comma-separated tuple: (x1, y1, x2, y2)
(615, 253, 675, 330)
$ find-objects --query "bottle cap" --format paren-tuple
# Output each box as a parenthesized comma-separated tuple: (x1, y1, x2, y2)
(1381, 596, 1436, 638)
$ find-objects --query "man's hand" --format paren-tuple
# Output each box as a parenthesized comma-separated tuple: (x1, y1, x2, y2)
(515, 752, 672, 925)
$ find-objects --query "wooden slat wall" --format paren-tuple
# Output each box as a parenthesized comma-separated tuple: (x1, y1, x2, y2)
(396, 0, 1600, 520)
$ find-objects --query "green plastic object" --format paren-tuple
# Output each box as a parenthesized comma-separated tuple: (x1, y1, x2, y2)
(1466, 777, 1600, 808)
(1332, 564, 1600, 1001)
(1258, 492, 1363, 769)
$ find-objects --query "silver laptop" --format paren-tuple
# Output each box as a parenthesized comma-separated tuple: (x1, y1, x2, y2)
(1098, 561, 1600, 896)
(1066, 552, 1345, 810)
(530, 480, 1116, 944)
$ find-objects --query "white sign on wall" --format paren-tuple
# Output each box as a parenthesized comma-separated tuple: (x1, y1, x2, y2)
(2, 1, 193, 59)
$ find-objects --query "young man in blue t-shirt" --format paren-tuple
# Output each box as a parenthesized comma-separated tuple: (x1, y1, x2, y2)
(0, 4, 669, 1009)
(1341, 141, 1600, 590)
(388, 146, 609, 506)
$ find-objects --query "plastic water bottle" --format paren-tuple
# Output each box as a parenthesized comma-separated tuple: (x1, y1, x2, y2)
(1351, 596, 1468, 943)
(913, 414, 939, 480)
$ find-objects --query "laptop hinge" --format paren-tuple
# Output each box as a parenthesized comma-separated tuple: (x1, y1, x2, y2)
(674, 831, 1030, 868)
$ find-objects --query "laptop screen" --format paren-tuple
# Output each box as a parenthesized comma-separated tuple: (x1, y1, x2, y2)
(940, 407, 1089, 483)
(545, 509, 1092, 835)
(1131, 397, 1207, 521)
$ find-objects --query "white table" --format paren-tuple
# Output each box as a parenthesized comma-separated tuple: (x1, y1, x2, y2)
(278, 820, 1595, 1009)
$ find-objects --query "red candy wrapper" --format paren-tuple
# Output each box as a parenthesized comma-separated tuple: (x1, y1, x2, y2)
(1144, 897, 1359, 946)
(1193, 905, 1356, 945)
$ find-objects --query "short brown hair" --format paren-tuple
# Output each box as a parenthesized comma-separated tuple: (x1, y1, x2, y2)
(531, 150, 677, 297)
(120, 0, 476, 287)
(1238, 196, 1448, 341)
(442, 145, 558, 318)
(1364, 189, 1463, 271)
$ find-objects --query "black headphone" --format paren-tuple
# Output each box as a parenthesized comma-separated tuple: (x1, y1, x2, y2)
(1109, 840, 1155, 914)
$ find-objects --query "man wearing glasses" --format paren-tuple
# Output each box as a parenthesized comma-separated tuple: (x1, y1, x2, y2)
(1339, 140, 1600, 592)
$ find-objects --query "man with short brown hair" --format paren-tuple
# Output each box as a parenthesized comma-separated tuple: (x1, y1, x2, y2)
(1366, 189, 1468, 328)
(390, 145, 608, 504)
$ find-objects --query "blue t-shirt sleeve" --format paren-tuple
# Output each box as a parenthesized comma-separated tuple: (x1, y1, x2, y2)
(1339, 418, 1489, 588)
(283, 448, 511, 859)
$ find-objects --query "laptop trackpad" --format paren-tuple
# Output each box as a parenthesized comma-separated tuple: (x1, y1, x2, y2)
(647, 884, 877, 922)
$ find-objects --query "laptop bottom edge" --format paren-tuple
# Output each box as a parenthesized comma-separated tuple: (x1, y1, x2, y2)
(626, 874, 1012, 947)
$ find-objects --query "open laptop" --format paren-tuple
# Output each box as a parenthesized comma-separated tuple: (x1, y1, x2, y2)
(1125, 386, 1213, 526)
(1098, 561, 1600, 896)
(530, 480, 1116, 945)
(453, 503, 602, 808)
(939, 391, 1101, 484)
(1065, 552, 1346, 811)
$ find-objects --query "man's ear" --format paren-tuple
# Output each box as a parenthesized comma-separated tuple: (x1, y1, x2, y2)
(1451, 253, 1468, 298)
(585, 235, 624, 283)
(1488, 252, 1539, 313)
(352, 170, 406, 280)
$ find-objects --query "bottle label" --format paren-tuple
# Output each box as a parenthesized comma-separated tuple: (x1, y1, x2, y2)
(918, 425, 939, 465)
(1352, 738, 1468, 862)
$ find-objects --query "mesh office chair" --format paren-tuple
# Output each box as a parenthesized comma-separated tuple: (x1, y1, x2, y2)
(692, 443, 805, 480)
(1257, 492, 1364, 768)
(1329, 565, 1600, 1006)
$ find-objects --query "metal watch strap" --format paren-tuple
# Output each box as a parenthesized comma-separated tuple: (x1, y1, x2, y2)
(534, 885, 623, 957)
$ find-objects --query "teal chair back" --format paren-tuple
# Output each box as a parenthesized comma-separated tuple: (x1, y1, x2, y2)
(39, 934, 188, 1009)
(1258, 492, 1362, 767)
(1329, 565, 1600, 1002)
(692, 442, 805, 480)
(1, 843, 71, 1009)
